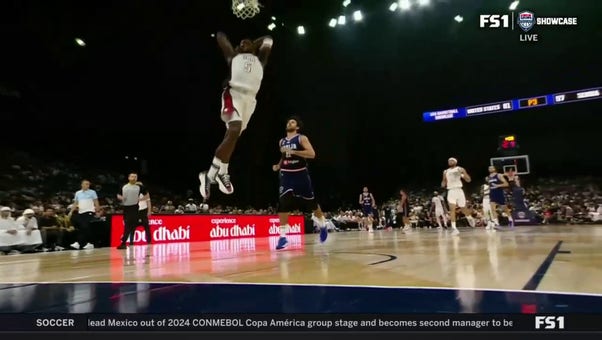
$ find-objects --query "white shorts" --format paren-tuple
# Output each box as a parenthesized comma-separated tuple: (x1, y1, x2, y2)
(482, 198, 491, 214)
(221, 86, 257, 133)
(447, 188, 466, 208)
(435, 208, 445, 217)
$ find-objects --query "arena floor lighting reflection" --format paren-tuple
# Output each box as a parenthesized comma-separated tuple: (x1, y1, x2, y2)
(0, 226, 601, 313)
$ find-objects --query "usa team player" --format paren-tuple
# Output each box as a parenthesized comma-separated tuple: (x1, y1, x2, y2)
(272, 117, 327, 250)
(441, 157, 476, 235)
(199, 32, 273, 200)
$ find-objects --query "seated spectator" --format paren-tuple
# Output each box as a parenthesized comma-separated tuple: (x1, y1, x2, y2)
(0, 207, 22, 254)
(14, 209, 43, 252)
(37, 208, 65, 251)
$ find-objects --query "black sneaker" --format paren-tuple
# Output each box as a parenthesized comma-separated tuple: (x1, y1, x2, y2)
(116, 243, 127, 250)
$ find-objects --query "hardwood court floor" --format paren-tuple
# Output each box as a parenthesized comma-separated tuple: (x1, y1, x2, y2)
(1, 225, 601, 295)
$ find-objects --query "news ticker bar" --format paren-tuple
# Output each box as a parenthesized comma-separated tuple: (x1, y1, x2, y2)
(0, 314, 599, 332)
(422, 86, 601, 122)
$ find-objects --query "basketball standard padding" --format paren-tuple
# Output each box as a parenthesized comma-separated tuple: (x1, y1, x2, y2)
(232, 0, 261, 19)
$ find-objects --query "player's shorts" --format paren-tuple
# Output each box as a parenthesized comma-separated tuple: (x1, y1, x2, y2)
(279, 169, 314, 199)
(397, 204, 409, 218)
(482, 198, 492, 214)
(221, 86, 257, 134)
(362, 206, 374, 217)
(489, 190, 506, 205)
(434, 208, 445, 217)
(447, 188, 467, 208)
(277, 169, 317, 213)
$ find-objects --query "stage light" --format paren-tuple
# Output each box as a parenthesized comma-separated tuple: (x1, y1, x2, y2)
(454, 15, 464, 23)
(268, 23, 276, 30)
(389, 3, 398, 11)
(271, 16, 276, 21)
(399, 0, 411, 11)
(418, 0, 430, 6)
(509, 1, 519, 10)
(75, 38, 86, 47)
(343, 0, 351, 7)
(338, 15, 346, 25)
(353, 10, 363, 22)
(297, 26, 305, 35)
(329, 18, 337, 27)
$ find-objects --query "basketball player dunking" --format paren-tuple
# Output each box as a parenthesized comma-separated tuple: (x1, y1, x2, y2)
(272, 116, 327, 250)
(199, 32, 273, 200)
(359, 187, 376, 231)
(487, 166, 513, 228)
(431, 191, 448, 229)
(441, 157, 476, 235)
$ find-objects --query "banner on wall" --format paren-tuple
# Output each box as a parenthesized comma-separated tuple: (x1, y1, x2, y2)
(110, 214, 305, 246)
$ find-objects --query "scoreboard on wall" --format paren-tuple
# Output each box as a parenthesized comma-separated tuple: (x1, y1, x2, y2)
(423, 86, 601, 122)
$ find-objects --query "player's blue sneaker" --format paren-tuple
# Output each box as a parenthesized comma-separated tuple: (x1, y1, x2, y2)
(508, 219, 514, 228)
(319, 226, 328, 243)
(276, 237, 288, 250)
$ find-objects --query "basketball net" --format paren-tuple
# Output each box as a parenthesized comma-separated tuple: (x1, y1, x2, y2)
(232, 0, 261, 20)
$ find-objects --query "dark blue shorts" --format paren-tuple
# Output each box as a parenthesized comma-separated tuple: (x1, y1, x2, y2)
(490, 190, 506, 205)
(279, 169, 314, 200)
(362, 206, 373, 216)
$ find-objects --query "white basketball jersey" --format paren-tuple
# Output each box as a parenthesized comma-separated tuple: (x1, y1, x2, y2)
(229, 53, 263, 96)
(432, 196, 442, 210)
(444, 167, 464, 189)
(482, 184, 490, 199)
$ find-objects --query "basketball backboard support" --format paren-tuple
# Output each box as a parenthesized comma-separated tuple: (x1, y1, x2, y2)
(489, 154, 530, 175)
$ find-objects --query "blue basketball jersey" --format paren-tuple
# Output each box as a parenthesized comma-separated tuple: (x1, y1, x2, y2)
(361, 193, 373, 207)
(279, 134, 307, 172)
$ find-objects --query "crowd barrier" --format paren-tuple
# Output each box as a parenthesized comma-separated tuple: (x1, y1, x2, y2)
(110, 214, 305, 246)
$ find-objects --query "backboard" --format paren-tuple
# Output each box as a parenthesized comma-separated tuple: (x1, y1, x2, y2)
(489, 154, 530, 175)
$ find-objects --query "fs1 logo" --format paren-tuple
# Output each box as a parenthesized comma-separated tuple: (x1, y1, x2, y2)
(535, 316, 565, 330)
(479, 14, 510, 28)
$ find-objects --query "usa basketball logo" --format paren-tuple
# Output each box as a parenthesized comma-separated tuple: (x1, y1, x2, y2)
(518, 11, 535, 32)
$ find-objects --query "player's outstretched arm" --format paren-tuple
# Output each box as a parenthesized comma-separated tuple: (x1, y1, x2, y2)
(254, 35, 273, 66)
(216, 32, 235, 62)
(292, 135, 315, 159)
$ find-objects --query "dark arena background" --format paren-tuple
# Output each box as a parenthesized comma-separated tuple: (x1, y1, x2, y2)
(0, 0, 601, 336)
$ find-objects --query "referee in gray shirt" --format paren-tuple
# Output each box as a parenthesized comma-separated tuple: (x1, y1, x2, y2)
(116, 172, 149, 249)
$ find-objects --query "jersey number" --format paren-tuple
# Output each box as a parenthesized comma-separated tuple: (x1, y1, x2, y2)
(244, 62, 253, 73)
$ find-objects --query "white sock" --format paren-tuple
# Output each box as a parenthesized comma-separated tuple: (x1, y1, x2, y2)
(219, 162, 229, 175)
(280, 224, 289, 237)
(451, 221, 457, 229)
(208, 157, 221, 179)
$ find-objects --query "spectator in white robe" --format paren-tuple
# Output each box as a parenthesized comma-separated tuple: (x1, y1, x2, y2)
(0, 207, 23, 254)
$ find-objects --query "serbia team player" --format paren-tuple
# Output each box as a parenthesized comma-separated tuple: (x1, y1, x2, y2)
(272, 116, 326, 250)
(487, 166, 513, 227)
(199, 32, 273, 200)
(359, 187, 376, 230)
(441, 157, 476, 235)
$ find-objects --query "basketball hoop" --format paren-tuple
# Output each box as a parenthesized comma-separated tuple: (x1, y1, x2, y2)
(232, 0, 261, 20)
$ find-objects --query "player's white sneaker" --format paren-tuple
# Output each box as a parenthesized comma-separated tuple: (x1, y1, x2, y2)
(216, 173, 234, 195)
(199, 172, 211, 199)
(451, 228, 460, 236)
